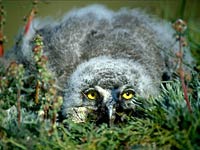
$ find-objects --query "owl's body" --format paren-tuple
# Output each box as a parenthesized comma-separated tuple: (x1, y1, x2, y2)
(7, 5, 187, 124)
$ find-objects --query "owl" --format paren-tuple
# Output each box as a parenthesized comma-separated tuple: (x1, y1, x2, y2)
(7, 5, 191, 125)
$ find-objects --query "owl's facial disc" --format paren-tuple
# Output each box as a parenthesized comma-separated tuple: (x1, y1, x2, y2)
(81, 85, 136, 126)
(82, 86, 116, 126)
(63, 57, 159, 124)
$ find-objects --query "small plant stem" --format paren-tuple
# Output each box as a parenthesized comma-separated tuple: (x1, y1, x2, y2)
(17, 88, 21, 127)
(35, 80, 39, 104)
(178, 35, 192, 113)
(0, 2, 5, 57)
(48, 98, 56, 134)
(180, 72, 192, 112)
(24, 8, 35, 35)
(52, 108, 56, 127)
(49, 110, 56, 134)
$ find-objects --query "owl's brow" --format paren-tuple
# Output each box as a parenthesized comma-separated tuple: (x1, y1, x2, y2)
(82, 87, 96, 93)
(119, 85, 135, 92)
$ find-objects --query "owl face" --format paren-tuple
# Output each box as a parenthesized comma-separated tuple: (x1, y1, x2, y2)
(62, 56, 158, 125)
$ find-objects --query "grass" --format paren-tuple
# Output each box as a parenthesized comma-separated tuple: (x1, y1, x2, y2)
(0, 1, 200, 149)
(0, 59, 200, 149)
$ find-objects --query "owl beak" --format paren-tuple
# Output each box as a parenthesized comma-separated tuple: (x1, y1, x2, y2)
(106, 100, 116, 127)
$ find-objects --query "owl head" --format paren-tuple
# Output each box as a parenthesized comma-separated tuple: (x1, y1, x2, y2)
(62, 56, 159, 126)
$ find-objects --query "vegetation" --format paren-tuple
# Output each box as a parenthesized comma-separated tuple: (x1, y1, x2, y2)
(0, 0, 200, 149)
(0, 58, 200, 149)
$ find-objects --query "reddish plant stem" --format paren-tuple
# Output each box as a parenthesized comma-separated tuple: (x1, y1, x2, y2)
(48, 103, 56, 135)
(51, 100, 56, 126)
(17, 89, 21, 127)
(180, 69, 192, 113)
(24, 9, 35, 35)
(52, 112, 56, 126)
(51, 96, 56, 124)
(0, 38, 4, 57)
(178, 35, 192, 113)
(0, 4, 4, 57)
(35, 80, 39, 104)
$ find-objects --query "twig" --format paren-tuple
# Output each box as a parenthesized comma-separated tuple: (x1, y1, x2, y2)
(0, 1, 6, 57)
(178, 36, 192, 113)
(173, 19, 192, 113)
(49, 106, 56, 134)
(180, 71, 192, 112)
(24, 0, 38, 35)
(24, 8, 36, 35)
(35, 80, 40, 104)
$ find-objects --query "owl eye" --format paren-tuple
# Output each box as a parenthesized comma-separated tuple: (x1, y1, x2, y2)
(121, 90, 135, 100)
(85, 89, 99, 100)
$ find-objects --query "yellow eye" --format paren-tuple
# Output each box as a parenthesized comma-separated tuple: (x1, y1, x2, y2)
(86, 90, 98, 100)
(121, 90, 134, 100)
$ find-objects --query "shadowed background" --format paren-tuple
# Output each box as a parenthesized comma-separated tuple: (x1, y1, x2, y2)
(3, 0, 200, 64)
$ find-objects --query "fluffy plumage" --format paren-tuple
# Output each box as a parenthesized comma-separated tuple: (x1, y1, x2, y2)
(7, 5, 190, 125)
